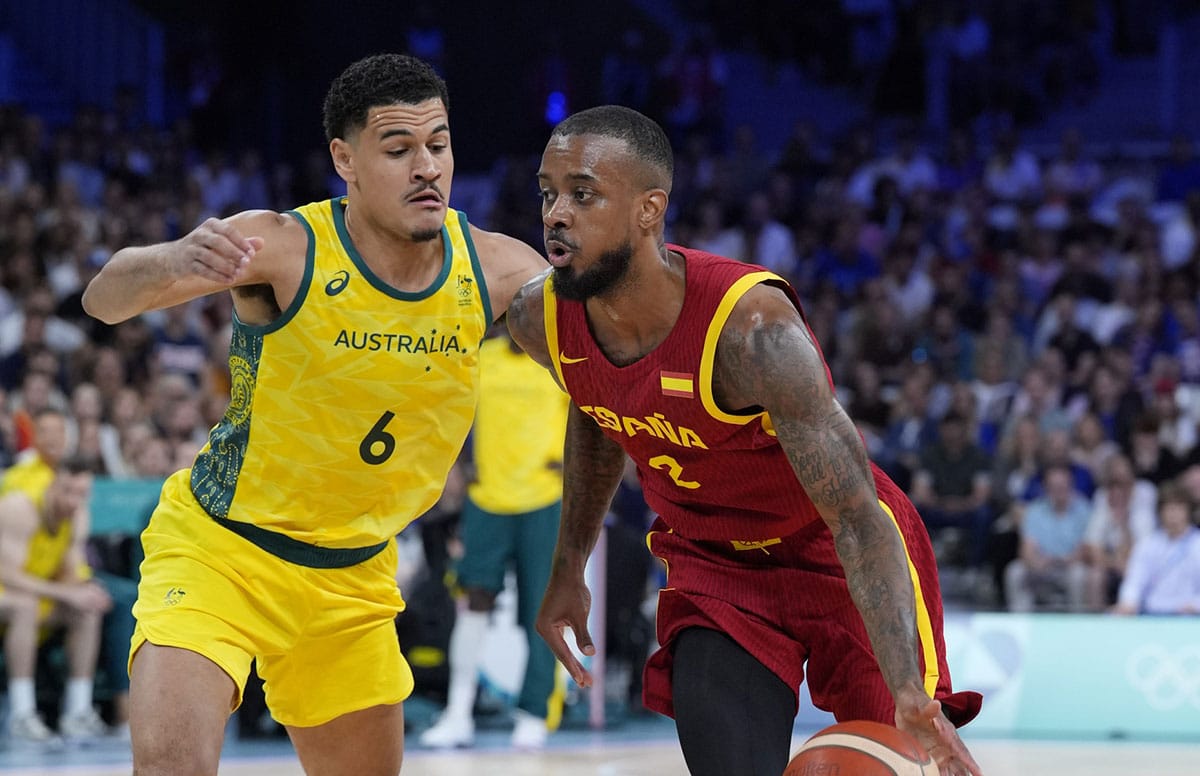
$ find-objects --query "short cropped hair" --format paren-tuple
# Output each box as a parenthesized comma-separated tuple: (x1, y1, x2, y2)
(55, 454, 96, 477)
(322, 54, 449, 142)
(550, 105, 674, 191)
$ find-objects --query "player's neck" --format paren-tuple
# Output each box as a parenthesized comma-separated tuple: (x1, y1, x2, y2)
(343, 203, 443, 291)
(586, 248, 685, 362)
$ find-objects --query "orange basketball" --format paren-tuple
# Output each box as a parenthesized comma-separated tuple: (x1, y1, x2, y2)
(784, 720, 937, 776)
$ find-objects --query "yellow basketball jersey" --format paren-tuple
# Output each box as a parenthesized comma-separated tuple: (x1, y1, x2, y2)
(23, 519, 73, 580)
(189, 198, 491, 551)
(0, 455, 53, 508)
(468, 336, 568, 514)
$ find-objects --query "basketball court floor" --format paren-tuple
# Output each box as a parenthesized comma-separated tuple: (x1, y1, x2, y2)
(1, 719, 1196, 775)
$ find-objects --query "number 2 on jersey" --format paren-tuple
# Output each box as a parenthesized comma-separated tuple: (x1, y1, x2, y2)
(649, 454, 700, 489)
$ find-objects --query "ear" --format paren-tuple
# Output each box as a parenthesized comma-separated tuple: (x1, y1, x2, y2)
(638, 189, 669, 231)
(330, 138, 356, 184)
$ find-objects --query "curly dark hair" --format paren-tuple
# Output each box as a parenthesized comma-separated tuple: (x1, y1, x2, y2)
(550, 105, 673, 191)
(322, 54, 449, 142)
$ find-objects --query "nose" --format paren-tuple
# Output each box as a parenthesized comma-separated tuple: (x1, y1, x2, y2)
(542, 194, 570, 229)
(412, 146, 440, 182)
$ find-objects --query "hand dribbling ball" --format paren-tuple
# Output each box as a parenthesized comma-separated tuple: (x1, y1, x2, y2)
(784, 720, 937, 775)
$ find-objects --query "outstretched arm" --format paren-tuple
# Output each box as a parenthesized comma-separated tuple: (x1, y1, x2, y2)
(536, 402, 627, 686)
(715, 283, 982, 776)
(82, 210, 290, 324)
(506, 270, 624, 685)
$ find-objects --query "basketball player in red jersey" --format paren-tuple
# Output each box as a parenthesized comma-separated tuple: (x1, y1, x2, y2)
(506, 105, 984, 776)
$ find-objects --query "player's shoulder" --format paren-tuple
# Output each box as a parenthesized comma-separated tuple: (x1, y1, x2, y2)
(227, 208, 299, 235)
(506, 267, 552, 331)
(505, 267, 554, 363)
(722, 276, 800, 329)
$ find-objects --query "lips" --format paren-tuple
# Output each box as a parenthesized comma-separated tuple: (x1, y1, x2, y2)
(545, 239, 575, 267)
(407, 186, 444, 206)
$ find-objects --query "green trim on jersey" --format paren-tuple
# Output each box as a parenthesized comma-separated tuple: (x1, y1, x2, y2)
(331, 197, 451, 301)
(458, 210, 493, 324)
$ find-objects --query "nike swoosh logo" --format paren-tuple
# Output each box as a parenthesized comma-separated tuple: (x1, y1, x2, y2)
(559, 352, 588, 364)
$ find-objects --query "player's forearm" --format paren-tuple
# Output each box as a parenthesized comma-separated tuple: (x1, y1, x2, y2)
(553, 405, 625, 576)
(82, 242, 186, 323)
(0, 567, 74, 602)
(785, 410, 924, 697)
(832, 507, 925, 700)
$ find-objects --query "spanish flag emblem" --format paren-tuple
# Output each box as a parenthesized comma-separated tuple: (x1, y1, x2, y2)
(660, 371, 694, 399)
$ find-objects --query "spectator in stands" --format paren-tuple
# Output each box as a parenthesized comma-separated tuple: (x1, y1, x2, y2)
(910, 411, 993, 576)
(1082, 453, 1157, 610)
(1113, 481, 1200, 615)
(1069, 411, 1120, 484)
(879, 239, 934, 328)
(985, 128, 1042, 205)
(810, 215, 881, 305)
(1045, 128, 1104, 200)
(0, 456, 112, 744)
(1148, 379, 1196, 459)
(1, 408, 69, 502)
(688, 197, 744, 261)
(1070, 361, 1143, 451)
(1128, 412, 1186, 485)
(844, 361, 892, 459)
(737, 191, 798, 277)
(1026, 427, 1097, 501)
(148, 302, 211, 389)
(0, 285, 86, 361)
(1004, 463, 1091, 612)
(1007, 364, 1070, 437)
(876, 365, 938, 490)
(914, 303, 975, 383)
(847, 282, 914, 388)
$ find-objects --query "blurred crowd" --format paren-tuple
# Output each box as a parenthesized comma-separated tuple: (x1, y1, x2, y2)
(4, 28, 1200, 644)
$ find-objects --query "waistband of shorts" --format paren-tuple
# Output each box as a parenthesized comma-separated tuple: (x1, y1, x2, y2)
(211, 516, 389, 569)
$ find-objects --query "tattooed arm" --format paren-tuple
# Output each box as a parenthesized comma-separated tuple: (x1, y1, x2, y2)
(715, 283, 921, 698)
(507, 271, 627, 686)
(715, 283, 983, 776)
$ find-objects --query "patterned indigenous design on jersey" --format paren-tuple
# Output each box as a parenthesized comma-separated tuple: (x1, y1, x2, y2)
(547, 246, 839, 542)
(469, 336, 568, 514)
(190, 199, 491, 549)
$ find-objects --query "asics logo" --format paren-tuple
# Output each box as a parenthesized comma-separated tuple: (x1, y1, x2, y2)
(560, 352, 588, 364)
(325, 270, 350, 296)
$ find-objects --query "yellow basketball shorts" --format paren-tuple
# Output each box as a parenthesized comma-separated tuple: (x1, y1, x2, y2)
(130, 470, 411, 728)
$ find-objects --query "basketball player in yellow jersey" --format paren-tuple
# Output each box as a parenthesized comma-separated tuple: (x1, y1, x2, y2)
(81, 54, 546, 776)
(420, 326, 568, 750)
(0, 457, 112, 745)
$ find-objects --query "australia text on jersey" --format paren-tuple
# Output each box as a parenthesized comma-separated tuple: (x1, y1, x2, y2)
(333, 328, 466, 355)
(579, 404, 708, 450)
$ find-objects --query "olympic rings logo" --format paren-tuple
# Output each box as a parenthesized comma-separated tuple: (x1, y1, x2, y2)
(1124, 643, 1200, 711)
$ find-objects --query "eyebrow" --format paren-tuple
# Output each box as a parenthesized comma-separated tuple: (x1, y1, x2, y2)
(536, 171, 599, 183)
(380, 123, 449, 140)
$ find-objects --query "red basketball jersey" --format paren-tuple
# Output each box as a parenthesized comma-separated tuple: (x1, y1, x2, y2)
(547, 246, 838, 541)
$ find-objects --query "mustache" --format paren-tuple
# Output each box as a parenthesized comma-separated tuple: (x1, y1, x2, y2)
(545, 229, 577, 250)
(406, 183, 444, 200)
